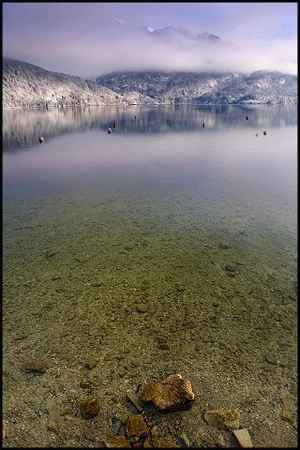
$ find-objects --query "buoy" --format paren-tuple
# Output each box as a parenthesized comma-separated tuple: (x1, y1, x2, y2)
(263, 130, 267, 136)
(107, 128, 112, 134)
(39, 136, 44, 143)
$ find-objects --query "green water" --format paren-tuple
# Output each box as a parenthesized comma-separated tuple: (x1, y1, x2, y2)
(3, 105, 297, 447)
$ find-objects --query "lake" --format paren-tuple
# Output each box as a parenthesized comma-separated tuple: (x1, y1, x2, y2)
(3, 104, 297, 447)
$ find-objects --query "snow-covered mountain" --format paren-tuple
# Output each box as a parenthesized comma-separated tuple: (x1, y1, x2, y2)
(3, 57, 297, 109)
(96, 70, 297, 105)
(3, 58, 158, 109)
(149, 26, 221, 43)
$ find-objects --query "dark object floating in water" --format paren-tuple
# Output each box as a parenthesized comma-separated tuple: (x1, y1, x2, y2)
(107, 128, 112, 134)
(202, 122, 205, 128)
(246, 116, 249, 120)
(134, 115, 136, 119)
(263, 130, 267, 135)
(256, 133, 258, 137)
(39, 136, 44, 143)
(112, 121, 116, 129)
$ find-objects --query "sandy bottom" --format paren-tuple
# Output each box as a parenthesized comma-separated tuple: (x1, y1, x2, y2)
(3, 188, 297, 447)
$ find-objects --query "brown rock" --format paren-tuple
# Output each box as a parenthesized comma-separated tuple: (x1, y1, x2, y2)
(233, 429, 253, 448)
(125, 415, 149, 443)
(80, 398, 100, 419)
(204, 408, 240, 430)
(141, 373, 194, 412)
(106, 435, 130, 447)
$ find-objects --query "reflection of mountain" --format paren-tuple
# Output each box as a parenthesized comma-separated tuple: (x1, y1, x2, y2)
(3, 105, 297, 152)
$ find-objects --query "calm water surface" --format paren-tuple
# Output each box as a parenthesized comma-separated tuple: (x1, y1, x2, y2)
(3, 105, 297, 447)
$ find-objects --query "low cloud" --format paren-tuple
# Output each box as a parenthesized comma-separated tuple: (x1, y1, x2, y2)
(3, 3, 297, 77)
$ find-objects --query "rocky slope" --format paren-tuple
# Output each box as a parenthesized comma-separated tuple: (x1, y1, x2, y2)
(3, 58, 158, 109)
(96, 70, 297, 105)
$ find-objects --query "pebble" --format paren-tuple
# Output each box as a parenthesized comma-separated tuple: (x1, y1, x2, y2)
(233, 429, 253, 448)
(219, 243, 230, 250)
(3, 422, 15, 439)
(22, 360, 48, 374)
(178, 432, 190, 447)
(136, 303, 147, 313)
(224, 264, 239, 277)
(125, 414, 149, 440)
(80, 379, 94, 390)
(83, 357, 97, 370)
(79, 398, 100, 419)
(204, 408, 240, 430)
(111, 414, 123, 435)
(45, 251, 58, 258)
(280, 392, 296, 427)
(106, 435, 130, 447)
(141, 373, 195, 413)
(126, 391, 143, 413)
(264, 352, 277, 365)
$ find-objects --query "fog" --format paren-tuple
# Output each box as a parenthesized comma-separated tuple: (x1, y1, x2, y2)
(3, 3, 297, 77)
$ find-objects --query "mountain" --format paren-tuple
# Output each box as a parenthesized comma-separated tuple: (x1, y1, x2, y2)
(146, 26, 221, 42)
(96, 70, 297, 105)
(3, 58, 158, 109)
(3, 57, 297, 109)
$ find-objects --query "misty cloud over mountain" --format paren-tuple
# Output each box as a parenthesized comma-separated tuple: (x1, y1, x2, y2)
(4, 16, 297, 78)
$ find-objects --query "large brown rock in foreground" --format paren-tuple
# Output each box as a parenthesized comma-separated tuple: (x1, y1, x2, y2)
(141, 374, 195, 412)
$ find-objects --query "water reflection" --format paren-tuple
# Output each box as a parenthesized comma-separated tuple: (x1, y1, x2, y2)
(3, 104, 297, 152)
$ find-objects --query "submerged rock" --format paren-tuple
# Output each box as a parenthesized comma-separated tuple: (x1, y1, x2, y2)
(106, 435, 130, 447)
(280, 392, 296, 427)
(22, 360, 48, 374)
(125, 414, 149, 442)
(145, 437, 178, 448)
(80, 398, 100, 419)
(126, 391, 143, 413)
(141, 373, 195, 412)
(178, 432, 190, 447)
(204, 408, 240, 430)
(224, 264, 239, 277)
(233, 429, 253, 448)
(219, 243, 230, 250)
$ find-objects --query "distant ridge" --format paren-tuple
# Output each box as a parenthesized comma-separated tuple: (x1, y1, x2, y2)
(3, 58, 297, 108)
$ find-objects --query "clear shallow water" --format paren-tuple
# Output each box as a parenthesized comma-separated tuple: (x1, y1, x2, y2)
(3, 105, 297, 447)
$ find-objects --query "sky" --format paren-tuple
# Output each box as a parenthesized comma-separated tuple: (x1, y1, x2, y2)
(3, 2, 297, 77)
